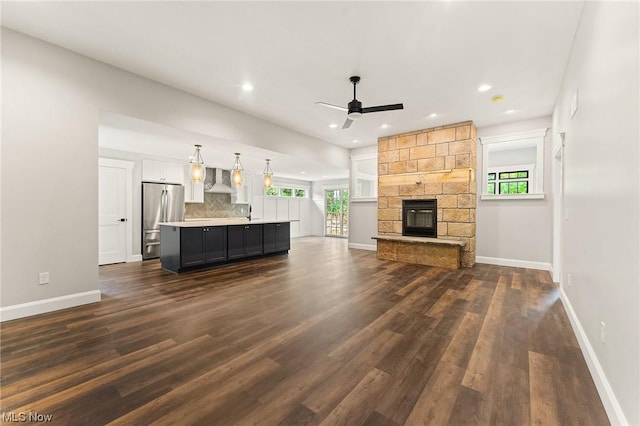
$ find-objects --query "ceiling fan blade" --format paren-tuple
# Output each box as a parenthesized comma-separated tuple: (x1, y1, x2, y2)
(362, 103, 404, 113)
(315, 102, 348, 112)
(342, 118, 353, 129)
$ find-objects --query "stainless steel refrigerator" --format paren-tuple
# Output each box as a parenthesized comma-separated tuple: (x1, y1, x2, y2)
(142, 182, 185, 260)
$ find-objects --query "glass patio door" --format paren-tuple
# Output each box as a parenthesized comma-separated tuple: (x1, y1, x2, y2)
(325, 189, 349, 237)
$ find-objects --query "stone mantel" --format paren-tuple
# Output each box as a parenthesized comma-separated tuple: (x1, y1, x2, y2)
(373, 235, 465, 247)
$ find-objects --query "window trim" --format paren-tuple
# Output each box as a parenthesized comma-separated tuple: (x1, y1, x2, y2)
(480, 128, 547, 200)
(350, 153, 378, 200)
(486, 163, 534, 195)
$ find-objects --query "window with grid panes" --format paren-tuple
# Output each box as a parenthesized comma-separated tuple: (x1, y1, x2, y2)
(487, 169, 530, 195)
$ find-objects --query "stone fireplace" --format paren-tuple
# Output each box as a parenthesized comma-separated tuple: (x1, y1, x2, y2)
(376, 121, 477, 268)
(402, 199, 437, 237)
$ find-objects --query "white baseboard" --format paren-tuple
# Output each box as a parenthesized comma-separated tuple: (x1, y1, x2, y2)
(348, 243, 377, 251)
(0, 290, 102, 322)
(476, 256, 552, 272)
(128, 254, 142, 262)
(559, 288, 627, 426)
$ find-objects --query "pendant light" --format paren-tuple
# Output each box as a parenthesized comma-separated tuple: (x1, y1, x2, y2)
(190, 144, 206, 183)
(231, 152, 244, 187)
(263, 159, 273, 188)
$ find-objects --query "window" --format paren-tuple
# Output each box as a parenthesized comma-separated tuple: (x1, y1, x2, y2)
(486, 167, 532, 195)
(351, 153, 377, 200)
(480, 128, 547, 200)
(265, 186, 279, 196)
(265, 184, 309, 198)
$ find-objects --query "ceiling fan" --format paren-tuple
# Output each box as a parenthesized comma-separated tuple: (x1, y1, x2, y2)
(316, 76, 404, 129)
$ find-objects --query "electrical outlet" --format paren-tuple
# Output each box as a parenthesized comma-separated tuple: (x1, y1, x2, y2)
(600, 321, 606, 344)
(39, 272, 50, 285)
(567, 273, 572, 287)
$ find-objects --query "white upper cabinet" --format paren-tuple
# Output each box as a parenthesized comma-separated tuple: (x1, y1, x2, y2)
(183, 166, 204, 203)
(141, 159, 184, 185)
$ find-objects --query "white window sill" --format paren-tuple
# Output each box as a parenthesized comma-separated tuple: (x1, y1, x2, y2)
(480, 193, 545, 201)
(351, 198, 378, 203)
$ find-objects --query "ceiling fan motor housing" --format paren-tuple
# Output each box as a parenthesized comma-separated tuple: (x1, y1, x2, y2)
(348, 99, 363, 118)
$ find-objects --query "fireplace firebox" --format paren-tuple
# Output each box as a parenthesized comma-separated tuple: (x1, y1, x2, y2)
(402, 199, 437, 238)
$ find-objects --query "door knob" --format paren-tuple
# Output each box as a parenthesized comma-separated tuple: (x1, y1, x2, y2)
(119, 218, 127, 222)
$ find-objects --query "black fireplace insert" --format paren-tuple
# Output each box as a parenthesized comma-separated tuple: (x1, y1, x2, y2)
(402, 199, 437, 237)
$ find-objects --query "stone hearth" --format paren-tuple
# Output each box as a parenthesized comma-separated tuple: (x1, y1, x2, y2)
(377, 121, 477, 268)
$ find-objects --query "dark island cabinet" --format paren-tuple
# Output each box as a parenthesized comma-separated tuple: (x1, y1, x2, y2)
(228, 224, 264, 259)
(263, 222, 290, 254)
(180, 226, 227, 267)
(161, 222, 288, 273)
(204, 227, 227, 262)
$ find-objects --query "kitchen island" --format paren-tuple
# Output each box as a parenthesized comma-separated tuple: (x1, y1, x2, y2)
(160, 218, 290, 273)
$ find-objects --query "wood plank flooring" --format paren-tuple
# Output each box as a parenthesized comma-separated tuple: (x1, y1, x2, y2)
(0, 237, 609, 425)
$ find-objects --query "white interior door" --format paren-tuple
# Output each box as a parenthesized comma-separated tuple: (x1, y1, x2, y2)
(99, 163, 127, 265)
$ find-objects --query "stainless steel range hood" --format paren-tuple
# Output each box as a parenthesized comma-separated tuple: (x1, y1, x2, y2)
(204, 168, 233, 193)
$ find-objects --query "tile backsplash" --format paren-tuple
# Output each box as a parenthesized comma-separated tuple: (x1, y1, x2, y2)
(185, 192, 248, 218)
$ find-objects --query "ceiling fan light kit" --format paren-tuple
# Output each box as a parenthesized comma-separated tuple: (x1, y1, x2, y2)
(316, 75, 404, 130)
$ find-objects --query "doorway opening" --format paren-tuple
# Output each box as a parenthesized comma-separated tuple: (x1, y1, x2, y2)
(325, 189, 349, 238)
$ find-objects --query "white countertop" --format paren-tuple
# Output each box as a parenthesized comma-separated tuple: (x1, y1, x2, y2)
(161, 218, 289, 227)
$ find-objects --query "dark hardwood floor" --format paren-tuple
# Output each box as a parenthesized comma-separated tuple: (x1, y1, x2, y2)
(1, 237, 609, 425)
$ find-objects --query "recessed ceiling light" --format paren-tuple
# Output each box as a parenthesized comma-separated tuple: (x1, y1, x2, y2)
(478, 84, 492, 92)
(300, 171, 306, 175)
(505, 109, 519, 114)
(241, 83, 254, 92)
(352, 139, 359, 144)
(381, 124, 389, 129)
(428, 113, 438, 118)
(322, 175, 328, 178)
(329, 123, 338, 128)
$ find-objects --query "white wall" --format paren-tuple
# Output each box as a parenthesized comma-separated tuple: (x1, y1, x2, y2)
(488, 147, 536, 168)
(476, 116, 553, 269)
(552, 2, 639, 424)
(349, 145, 378, 250)
(1, 29, 348, 312)
(348, 202, 377, 250)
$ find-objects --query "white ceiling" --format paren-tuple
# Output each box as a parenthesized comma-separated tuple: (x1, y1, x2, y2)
(99, 112, 349, 181)
(2, 1, 584, 177)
